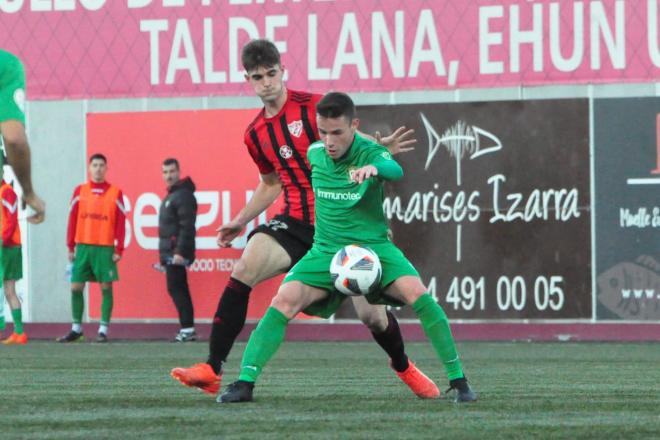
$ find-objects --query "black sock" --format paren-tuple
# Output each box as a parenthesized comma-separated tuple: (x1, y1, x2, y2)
(207, 277, 252, 374)
(371, 311, 409, 373)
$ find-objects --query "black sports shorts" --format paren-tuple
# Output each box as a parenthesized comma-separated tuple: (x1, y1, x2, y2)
(247, 215, 315, 268)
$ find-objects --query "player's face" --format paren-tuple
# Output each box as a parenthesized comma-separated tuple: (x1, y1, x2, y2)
(162, 163, 180, 188)
(317, 115, 359, 160)
(245, 65, 285, 104)
(88, 159, 107, 183)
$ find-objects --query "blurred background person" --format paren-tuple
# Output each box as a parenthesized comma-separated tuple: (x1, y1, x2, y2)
(159, 158, 198, 342)
(0, 178, 26, 344)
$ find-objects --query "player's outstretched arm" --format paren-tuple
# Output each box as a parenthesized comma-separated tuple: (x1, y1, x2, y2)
(0, 120, 45, 223)
(374, 126, 417, 155)
(216, 172, 282, 247)
(351, 157, 403, 184)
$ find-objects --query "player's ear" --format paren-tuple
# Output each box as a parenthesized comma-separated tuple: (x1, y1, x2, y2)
(351, 118, 360, 131)
(244, 72, 250, 83)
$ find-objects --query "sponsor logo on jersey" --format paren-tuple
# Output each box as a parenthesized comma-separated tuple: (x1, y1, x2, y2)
(13, 88, 25, 113)
(316, 189, 362, 201)
(279, 145, 293, 159)
(287, 120, 303, 137)
(381, 151, 392, 160)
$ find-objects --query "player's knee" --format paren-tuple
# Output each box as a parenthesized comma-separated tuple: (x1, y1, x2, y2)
(270, 294, 296, 319)
(270, 285, 304, 319)
(230, 257, 258, 285)
(358, 310, 387, 332)
(400, 283, 427, 306)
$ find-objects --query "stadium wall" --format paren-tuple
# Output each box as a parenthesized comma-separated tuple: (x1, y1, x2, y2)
(2, 0, 660, 338)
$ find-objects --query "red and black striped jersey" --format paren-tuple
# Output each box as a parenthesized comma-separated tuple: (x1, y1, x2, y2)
(244, 89, 322, 225)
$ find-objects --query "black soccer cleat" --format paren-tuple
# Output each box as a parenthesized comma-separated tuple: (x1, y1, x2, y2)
(95, 332, 108, 343)
(446, 377, 478, 403)
(57, 330, 84, 343)
(217, 380, 255, 403)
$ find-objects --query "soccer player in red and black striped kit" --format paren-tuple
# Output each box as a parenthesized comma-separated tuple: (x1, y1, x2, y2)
(171, 39, 439, 399)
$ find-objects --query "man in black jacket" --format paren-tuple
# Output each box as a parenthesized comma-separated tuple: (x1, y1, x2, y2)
(159, 158, 198, 342)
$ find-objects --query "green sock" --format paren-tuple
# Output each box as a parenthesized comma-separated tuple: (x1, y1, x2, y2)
(72, 290, 84, 324)
(0, 315, 5, 332)
(238, 307, 289, 383)
(412, 293, 464, 381)
(101, 287, 113, 326)
(11, 308, 23, 335)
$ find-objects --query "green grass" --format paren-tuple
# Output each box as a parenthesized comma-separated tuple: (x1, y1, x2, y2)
(1, 341, 659, 439)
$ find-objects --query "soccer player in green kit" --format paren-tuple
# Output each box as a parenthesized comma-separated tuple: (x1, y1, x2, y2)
(219, 92, 477, 404)
(0, 50, 45, 223)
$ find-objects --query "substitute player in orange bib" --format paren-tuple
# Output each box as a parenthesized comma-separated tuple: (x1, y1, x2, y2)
(58, 154, 126, 343)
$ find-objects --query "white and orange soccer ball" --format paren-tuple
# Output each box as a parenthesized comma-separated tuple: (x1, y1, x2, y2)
(330, 245, 382, 296)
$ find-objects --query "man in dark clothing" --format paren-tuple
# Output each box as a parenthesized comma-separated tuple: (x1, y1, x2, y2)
(159, 158, 198, 342)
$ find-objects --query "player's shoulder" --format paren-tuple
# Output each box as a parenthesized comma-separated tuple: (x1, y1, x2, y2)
(357, 133, 387, 153)
(288, 90, 320, 105)
(244, 109, 266, 137)
(307, 140, 326, 161)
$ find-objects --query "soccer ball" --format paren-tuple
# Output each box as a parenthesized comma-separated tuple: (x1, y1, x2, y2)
(330, 245, 382, 296)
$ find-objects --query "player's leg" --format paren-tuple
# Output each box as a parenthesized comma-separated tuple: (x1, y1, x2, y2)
(352, 297, 439, 398)
(207, 232, 291, 370)
(2, 279, 27, 344)
(58, 244, 90, 342)
(97, 281, 113, 342)
(91, 246, 118, 343)
(0, 286, 5, 337)
(166, 264, 196, 342)
(384, 276, 476, 402)
(57, 278, 86, 342)
(171, 232, 292, 395)
(218, 281, 328, 403)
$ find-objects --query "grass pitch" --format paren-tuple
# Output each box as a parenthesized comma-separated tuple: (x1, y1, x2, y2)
(1, 341, 659, 439)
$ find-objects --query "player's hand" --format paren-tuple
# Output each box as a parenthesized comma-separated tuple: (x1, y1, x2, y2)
(351, 165, 378, 184)
(68, 251, 75, 262)
(375, 126, 416, 155)
(171, 254, 185, 265)
(112, 253, 121, 262)
(216, 221, 245, 247)
(22, 192, 46, 224)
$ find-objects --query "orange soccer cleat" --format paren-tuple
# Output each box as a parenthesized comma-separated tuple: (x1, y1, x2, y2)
(170, 363, 221, 395)
(2, 332, 28, 345)
(394, 361, 440, 399)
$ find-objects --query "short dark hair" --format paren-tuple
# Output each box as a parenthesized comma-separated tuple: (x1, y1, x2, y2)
(162, 157, 179, 169)
(89, 153, 107, 164)
(241, 39, 281, 72)
(316, 92, 356, 121)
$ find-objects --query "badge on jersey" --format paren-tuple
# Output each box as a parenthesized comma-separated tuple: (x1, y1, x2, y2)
(13, 88, 25, 113)
(279, 145, 293, 159)
(287, 120, 303, 138)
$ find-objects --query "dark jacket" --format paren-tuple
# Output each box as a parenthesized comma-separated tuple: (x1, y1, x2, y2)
(158, 177, 197, 264)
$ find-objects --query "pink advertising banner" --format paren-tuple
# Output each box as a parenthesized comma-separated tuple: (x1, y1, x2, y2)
(2, 0, 660, 99)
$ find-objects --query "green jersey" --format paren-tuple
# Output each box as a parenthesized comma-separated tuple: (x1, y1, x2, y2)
(307, 133, 403, 251)
(0, 50, 27, 178)
(0, 50, 26, 126)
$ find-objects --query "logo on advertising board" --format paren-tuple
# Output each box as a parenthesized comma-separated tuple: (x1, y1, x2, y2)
(595, 103, 660, 321)
(85, 109, 288, 321)
(362, 100, 590, 320)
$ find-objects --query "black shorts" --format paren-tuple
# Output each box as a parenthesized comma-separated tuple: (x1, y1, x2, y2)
(247, 215, 315, 268)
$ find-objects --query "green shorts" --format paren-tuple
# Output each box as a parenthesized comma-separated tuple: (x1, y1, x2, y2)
(1, 246, 21, 281)
(283, 241, 419, 318)
(0, 51, 26, 125)
(71, 244, 118, 283)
